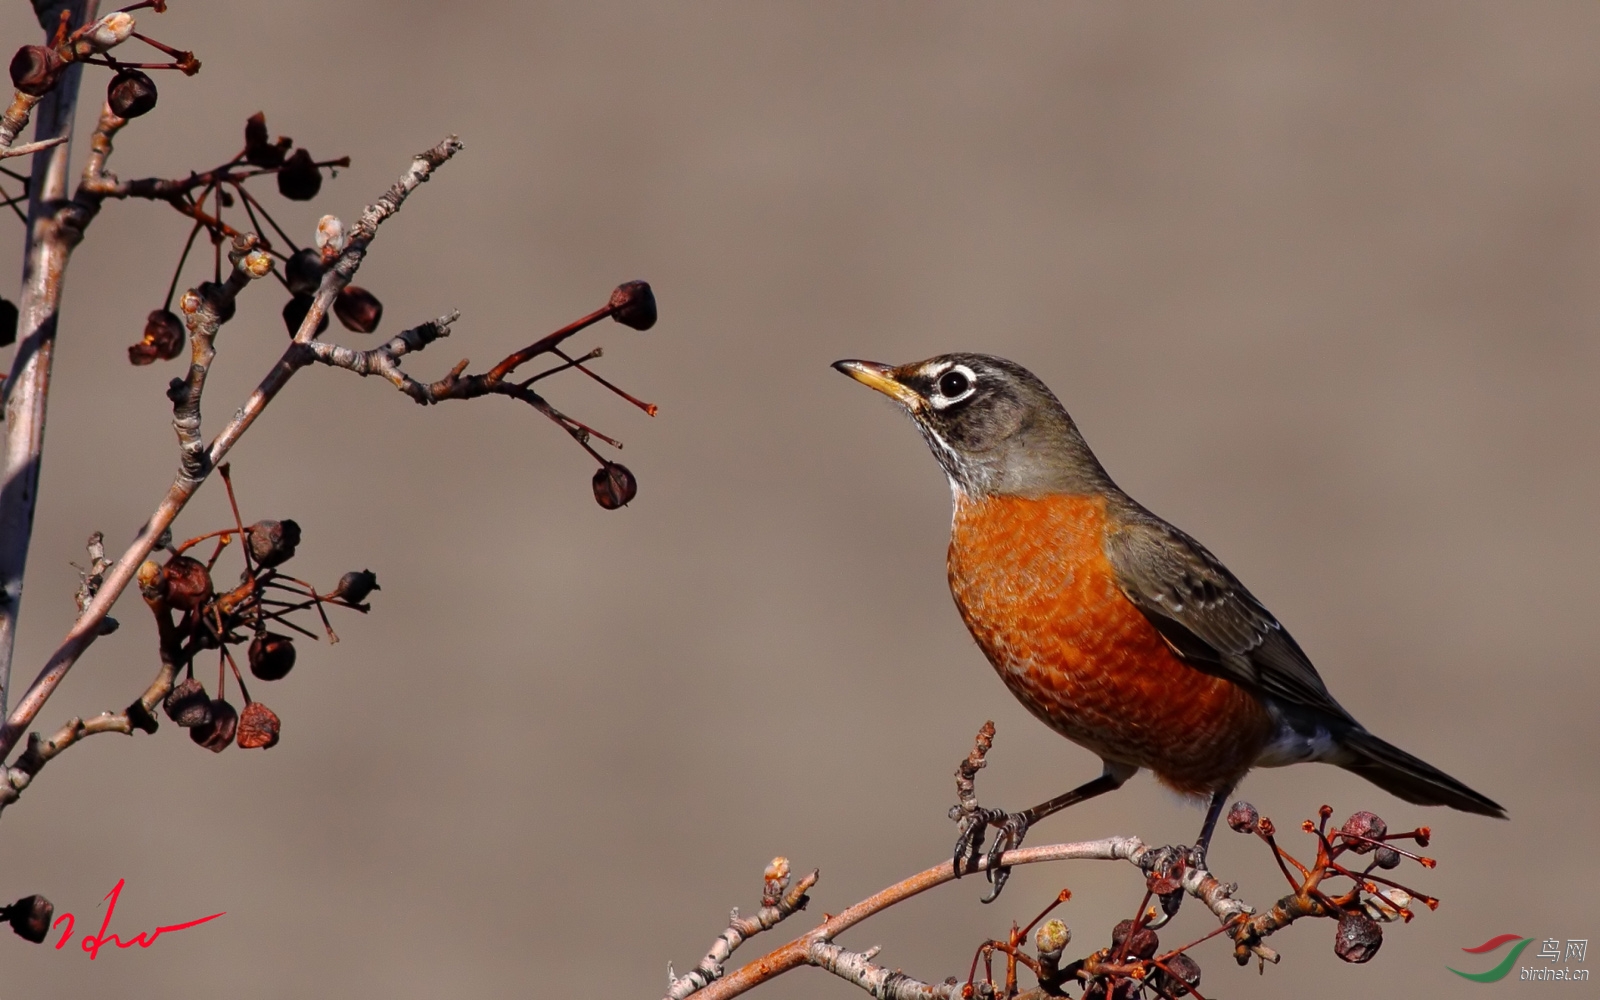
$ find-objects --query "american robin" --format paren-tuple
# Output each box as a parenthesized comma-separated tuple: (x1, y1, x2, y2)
(834, 353, 1503, 900)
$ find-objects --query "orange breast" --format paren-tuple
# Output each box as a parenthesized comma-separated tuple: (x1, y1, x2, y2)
(947, 492, 1272, 794)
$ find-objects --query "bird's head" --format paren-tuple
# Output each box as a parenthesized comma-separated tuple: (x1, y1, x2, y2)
(832, 353, 1111, 499)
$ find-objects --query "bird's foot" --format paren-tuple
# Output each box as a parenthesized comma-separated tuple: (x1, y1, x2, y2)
(949, 804, 1030, 903)
(1138, 844, 1198, 924)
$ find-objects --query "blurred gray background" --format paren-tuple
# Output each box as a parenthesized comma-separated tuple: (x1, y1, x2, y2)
(0, 2, 1594, 997)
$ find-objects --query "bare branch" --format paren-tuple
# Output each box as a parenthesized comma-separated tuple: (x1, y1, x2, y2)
(0, 0, 102, 715)
(665, 858, 818, 1000)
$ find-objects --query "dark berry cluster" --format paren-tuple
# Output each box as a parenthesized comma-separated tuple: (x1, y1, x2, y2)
(1226, 801, 1438, 969)
(125, 110, 362, 365)
(134, 466, 378, 755)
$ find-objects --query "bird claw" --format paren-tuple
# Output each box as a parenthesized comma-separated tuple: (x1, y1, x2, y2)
(950, 805, 1030, 902)
(979, 812, 1030, 903)
(1140, 843, 1201, 919)
(951, 805, 1002, 878)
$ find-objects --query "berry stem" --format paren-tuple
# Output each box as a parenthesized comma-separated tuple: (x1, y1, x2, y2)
(234, 184, 298, 252)
(164, 218, 204, 311)
(551, 346, 658, 416)
(216, 464, 255, 580)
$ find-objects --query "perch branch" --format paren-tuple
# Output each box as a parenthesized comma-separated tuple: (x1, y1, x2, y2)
(662, 726, 1445, 1000)
(663, 836, 1266, 1000)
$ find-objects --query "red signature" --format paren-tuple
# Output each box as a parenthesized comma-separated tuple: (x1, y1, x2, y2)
(50, 880, 224, 959)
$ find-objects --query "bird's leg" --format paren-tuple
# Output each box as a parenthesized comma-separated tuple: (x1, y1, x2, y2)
(953, 761, 1135, 903)
(1190, 783, 1233, 871)
(1143, 783, 1236, 924)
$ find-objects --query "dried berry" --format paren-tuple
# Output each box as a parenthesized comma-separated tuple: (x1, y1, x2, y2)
(284, 248, 325, 296)
(127, 308, 185, 365)
(592, 462, 637, 509)
(609, 280, 656, 331)
(1127, 927, 1159, 960)
(1226, 800, 1259, 833)
(333, 569, 379, 605)
(248, 632, 296, 681)
(1110, 919, 1132, 949)
(1339, 811, 1387, 853)
(161, 555, 212, 611)
(1161, 952, 1201, 989)
(246, 519, 300, 568)
(163, 677, 212, 728)
(277, 148, 321, 201)
(333, 285, 382, 333)
(9, 45, 62, 96)
(1334, 911, 1383, 963)
(106, 69, 157, 119)
(243, 112, 290, 168)
(1108, 977, 1140, 1000)
(1109, 920, 1158, 961)
(3, 894, 53, 944)
(1374, 846, 1402, 869)
(194, 281, 236, 325)
(281, 294, 329, 338)
(190, 698, 238, 752)
(236, 701, 281, 749)
(0, 297, 16, 348)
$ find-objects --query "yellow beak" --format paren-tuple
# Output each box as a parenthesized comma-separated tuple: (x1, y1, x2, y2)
(832, 359, 921, 408)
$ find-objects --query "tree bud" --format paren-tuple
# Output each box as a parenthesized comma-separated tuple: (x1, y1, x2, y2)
(87, 12, 135, 51)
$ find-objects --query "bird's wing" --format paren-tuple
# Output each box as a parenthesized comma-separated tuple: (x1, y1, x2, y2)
(1103, 509, 1354, 722)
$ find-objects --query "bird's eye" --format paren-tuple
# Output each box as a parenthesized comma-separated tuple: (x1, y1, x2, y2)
(938, 369, 971, 399)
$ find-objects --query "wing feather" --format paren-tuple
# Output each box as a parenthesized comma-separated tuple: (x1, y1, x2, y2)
(1104, 509, 1353, 723)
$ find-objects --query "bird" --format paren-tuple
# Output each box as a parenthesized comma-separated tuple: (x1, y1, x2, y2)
(834, 353, 1504, 900)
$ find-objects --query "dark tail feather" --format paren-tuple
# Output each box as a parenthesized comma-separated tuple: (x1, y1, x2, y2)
(1337, 729, 1506, 818)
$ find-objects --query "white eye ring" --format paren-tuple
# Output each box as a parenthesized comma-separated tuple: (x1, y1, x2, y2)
(928, 364, 978, 409)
